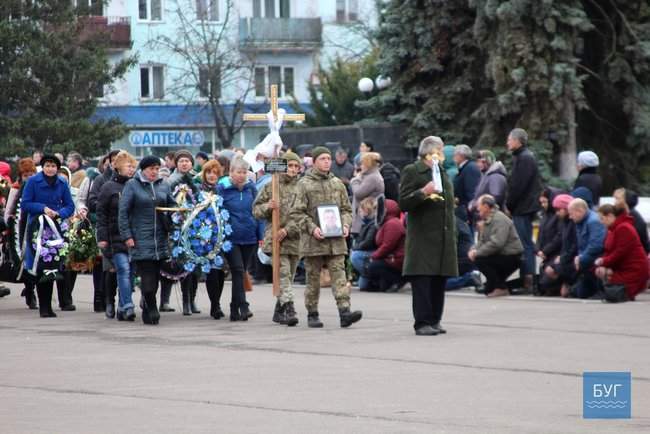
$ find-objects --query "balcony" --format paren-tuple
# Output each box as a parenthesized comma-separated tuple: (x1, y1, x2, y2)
(79, 16, 132, 51)
(239, 18, 322, 52)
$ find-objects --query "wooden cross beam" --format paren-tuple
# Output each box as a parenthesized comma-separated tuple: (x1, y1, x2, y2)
(242, 84, 305, 297)
(243, 84, 305, 123)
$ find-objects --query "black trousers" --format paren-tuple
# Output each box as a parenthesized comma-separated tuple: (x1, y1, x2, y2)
(224, 244, 256, 312)
(160, 277, 172, 305)
(205, 268, 225, 309)
(36, 280, 55, 315)
(474, 254, 520, 294)
(134, 260, 161, 296)
(410, 275, 447, 330)
(368, 260, 402, 291)
(104, 271, 117, 304)
(55, 270, 76, 307)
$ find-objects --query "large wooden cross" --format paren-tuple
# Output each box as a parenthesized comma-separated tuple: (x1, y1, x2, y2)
(243, 84, 304, 296)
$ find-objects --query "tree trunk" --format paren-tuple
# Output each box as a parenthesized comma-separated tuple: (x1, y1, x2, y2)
(559, 96, 577, 180)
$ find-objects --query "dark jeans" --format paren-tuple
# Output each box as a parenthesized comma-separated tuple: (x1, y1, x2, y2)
(225, 244, 256, 312)
(513, 214, 535, 275)
(410, 275, 447, 330)
(570, 270, 600, 299)
(55, 270, 76, 307)
(367, 260, 402, 291)
(474, 254, 520, 294)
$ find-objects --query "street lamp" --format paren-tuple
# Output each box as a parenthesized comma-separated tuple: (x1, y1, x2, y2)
(375, 75, 391, 90)
(358, 77, 374, 93)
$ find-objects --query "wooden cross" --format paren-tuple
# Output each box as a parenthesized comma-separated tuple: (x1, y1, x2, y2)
(243, 84, 304, 297)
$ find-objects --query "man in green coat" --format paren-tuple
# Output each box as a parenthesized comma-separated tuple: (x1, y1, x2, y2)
(253, 151, 302, 326)
(291, 147, 363, 328)
(399, 136, 458, 336)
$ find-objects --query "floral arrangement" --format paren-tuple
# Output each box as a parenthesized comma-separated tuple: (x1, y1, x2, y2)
(30, 216, 69, 282)
(170, 191, 232, 274)
(66, 219, 99, 272)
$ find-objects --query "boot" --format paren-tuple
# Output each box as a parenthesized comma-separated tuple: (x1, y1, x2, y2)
(339, 307, 362, 328)
(105, 303, 115, 319)
(159, 279, 175, 312)
(229, 306, 241, 322)
(272, 299, 284, 324)
(190, 284, 200, 314)
(93, 284, 105, 313)
(141, 292, 159, 325)
(37, 285, 56, 318)
(24, 285, 38, 310)
(307, 311, 323, 328)
(182, 287, 192, 316)
(283, 302, 298, 327)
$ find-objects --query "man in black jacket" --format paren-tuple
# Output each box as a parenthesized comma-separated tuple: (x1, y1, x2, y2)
(506, 128, 541, 293)
(453, 144, 482, 226)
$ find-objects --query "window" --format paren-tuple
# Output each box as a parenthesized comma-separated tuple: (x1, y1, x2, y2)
(139, 0, 163, 21)
(252, 0, 290, 18)
(336, 0, 358, 22)
(254, 66, 295, 98)
(140, 65, 165, 99)
(198, 65, 221, 98)
(74, 0, 103, 15)
(196, 0, 218, 21)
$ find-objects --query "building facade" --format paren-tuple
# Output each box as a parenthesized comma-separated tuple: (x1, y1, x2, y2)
(91, 0, 376, 157)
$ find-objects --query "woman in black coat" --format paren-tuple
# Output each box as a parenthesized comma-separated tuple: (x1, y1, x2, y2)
(118, 156, 176, 325)
(573, 151, 602, 207)
(96, 151, 138, 321)
(535, 188, 564, 295)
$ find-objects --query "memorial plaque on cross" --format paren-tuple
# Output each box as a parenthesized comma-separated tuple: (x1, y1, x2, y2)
(243, 85, 305, 296)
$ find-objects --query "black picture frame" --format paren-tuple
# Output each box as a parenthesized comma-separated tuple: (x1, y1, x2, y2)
(317, 204, 343, 238)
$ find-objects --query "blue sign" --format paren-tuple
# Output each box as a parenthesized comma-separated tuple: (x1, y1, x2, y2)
(129, 130, 205, 147)
(583, 372, 631, 419)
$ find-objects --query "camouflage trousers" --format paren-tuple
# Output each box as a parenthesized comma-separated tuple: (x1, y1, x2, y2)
(304, 255, 350, 313)
(278, 254, 299, 305)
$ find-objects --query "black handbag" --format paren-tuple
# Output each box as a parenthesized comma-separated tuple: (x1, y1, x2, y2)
(602, 283, 628, 303)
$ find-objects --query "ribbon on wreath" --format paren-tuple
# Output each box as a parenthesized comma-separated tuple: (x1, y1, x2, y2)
(30, 214, 65, 277)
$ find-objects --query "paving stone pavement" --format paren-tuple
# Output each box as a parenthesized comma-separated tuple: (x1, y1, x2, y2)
(0, 275, 649, 434)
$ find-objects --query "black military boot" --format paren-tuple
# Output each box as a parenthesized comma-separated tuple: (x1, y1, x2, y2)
(284, 302, 299, 327)
(307, 311, 323, 328)
(272, 299, 284, 324)
(339, 307, 362, 328)
(159, 279, 175, 312)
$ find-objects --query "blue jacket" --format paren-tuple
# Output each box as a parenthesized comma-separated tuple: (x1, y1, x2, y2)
(576, 210, 606, 269)
(21, 172, 75, 271)
(217, 178, 263, 245)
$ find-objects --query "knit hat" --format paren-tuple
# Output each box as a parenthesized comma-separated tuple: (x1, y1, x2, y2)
(195, 151, 209, 161)
(139, 155, 161, 171)
(283, 151, 301, 164)
(311, 146, 331, 161)
(175, 149, 194, 165)
(41, 154, 62, 169)
(552, 194, 573, 210)
(577, 151, 599, 168)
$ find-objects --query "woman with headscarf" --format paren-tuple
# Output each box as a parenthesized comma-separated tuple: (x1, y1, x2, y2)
(21, 155, 75, 317)
(574, 151, 602, 207)
(118, 156, 176, 325)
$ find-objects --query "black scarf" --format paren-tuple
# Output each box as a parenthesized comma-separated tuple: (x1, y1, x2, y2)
(44, 174, 57, 186)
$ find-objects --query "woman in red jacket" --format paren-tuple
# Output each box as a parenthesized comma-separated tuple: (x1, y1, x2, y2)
(368, 199, 405, 292)
(595, 204, 649, 301)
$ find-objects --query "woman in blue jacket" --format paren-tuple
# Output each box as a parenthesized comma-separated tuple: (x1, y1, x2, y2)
(217, 156, 263, 321)
(21, 155, 75, 318)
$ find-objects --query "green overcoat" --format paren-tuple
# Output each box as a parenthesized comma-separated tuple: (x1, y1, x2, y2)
(399, 159, 458, 277)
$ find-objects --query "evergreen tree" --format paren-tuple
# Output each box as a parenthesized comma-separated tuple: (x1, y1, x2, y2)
(369, 0, 650, 191)
(293, 53, 379, 127)
(0, 0, 136, 158)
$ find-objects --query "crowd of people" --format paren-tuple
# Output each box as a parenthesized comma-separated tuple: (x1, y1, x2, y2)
(0, 127, 647, 336)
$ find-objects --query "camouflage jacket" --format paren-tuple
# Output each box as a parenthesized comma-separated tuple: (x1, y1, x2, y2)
(290, 168, 352, 257)
(252, 174, 301, 256)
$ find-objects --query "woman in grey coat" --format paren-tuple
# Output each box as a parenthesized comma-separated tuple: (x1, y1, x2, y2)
(350, 152, 385, 236)
(118, 156, 176, 325)
(469, 150, 507, 213)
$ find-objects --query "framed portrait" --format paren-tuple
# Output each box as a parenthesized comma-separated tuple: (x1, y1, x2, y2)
(317, 205, 343, 238)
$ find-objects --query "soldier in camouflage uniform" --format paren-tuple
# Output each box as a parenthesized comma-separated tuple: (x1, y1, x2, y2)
(252, 152, 302, 326)
(290, 147, 363, 328)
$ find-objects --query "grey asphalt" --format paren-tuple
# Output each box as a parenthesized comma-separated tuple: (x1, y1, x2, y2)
(0, 275, 649, 434)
